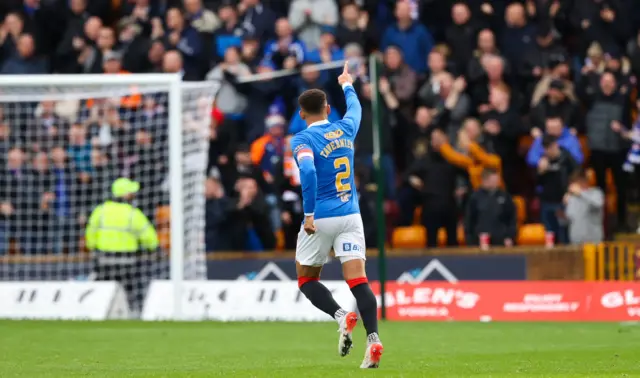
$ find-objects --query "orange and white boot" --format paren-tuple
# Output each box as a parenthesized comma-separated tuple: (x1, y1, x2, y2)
(360, 337, 383, 368)
(337, 311, 358, 357)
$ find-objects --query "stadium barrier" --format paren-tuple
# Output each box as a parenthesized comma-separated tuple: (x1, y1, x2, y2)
(3, 245, 631, 321)
(7, 279, 636, 322)
(205, 252, 527, 281)
(142, 280, 357, 321)
(1, 246, 584, 281)
(371, 281, 640, 321)
(583, 243, 639, 281)
(0, 281, 130, 320)
(205, 246, 583, 281)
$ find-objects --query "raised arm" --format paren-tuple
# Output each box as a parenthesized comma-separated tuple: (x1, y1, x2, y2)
(439, 142, 474, 169)
(468, 143, 501, 169)
(291, 134, 317, 234)
(338, 61, 362, 136)
(575, 188, 604, 210)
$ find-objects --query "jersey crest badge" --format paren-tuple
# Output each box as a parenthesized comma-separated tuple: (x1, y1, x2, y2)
(338, 192, 351, 202)
(324, 129, 344, 140)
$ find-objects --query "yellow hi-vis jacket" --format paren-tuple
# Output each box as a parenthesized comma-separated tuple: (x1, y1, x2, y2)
(85, 201, 159, 253)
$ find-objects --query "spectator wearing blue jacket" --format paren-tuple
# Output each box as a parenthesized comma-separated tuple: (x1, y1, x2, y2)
(306, 26, 344, 64)
(164, 8, 204, 80)
(306, 26, 344, 84)
(212, 2, 245, 62)
(264, 18, 305, 69)
(527, 116, 584, 167)
(380, 1, 434, 74)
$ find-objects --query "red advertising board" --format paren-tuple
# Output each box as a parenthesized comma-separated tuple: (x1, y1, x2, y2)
(371, 281, 640, 321)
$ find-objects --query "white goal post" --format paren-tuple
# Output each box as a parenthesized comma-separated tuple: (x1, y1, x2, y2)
(0, 74, 218, 319)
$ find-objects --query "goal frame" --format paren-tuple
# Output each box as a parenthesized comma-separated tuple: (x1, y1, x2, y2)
(0, 73, 185, 318)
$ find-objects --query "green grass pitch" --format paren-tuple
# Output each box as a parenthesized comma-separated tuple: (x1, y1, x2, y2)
(1, 321, 639, 377)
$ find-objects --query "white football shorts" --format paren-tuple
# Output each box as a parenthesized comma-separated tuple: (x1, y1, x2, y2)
(296, 213, 366, 266)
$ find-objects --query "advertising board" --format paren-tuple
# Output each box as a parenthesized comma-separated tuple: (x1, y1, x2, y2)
(373, 281, 640, 321)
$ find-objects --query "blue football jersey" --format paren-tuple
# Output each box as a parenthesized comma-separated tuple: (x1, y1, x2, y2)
(290, 83, 362, 220)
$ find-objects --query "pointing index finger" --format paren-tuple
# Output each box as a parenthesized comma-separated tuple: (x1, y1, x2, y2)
(343, 61, 349, 74)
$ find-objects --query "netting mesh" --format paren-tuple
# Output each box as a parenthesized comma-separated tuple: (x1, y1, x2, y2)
(0, 79, 217, 313)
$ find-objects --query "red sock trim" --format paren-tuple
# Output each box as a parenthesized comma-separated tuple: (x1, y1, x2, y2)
(298, 276, 319, 288)
(346, 277, 368, 289)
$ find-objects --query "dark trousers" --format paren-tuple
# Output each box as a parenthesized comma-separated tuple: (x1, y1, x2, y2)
(54, 215, 78, 254)
(0, 223, 51, 255)
(398, 186, 459, 247)
(397, 185, 420, 226)
(540, 202, 568, 244)
(591, 150, 628, 224)
(282, 202, 303, 250)
(94, 258, 148, 313)
(422, 206, 458, 247)
(473, 238, 511, 247)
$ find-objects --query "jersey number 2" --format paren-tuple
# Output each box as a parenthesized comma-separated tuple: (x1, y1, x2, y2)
(334, 157, 351, 192)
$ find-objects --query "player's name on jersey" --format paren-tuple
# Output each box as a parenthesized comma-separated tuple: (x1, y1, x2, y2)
(320, 138, 354, 158)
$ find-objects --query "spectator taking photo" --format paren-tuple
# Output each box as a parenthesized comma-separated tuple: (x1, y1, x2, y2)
(564, 168, 604, 244)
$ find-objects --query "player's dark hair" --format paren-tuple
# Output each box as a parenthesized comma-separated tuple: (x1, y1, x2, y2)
(298, 89, 327, 115)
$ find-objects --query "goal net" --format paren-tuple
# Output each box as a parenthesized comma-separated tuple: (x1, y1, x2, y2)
(0, 74, 218, 316)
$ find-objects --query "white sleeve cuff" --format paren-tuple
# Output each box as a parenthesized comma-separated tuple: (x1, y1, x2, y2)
(304, 213, 314, 216)
(341, 82, 353, 90)
(297, 151, 314, 160)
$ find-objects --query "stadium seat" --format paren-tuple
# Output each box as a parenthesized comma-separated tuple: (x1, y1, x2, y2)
(517, 223, 545, 246)
(458, 225, 466, 245)
(392, 226, 426, 248)
(158, 229, 171, 251)
(518, 135, 533, 155)
(606, 169, 615, 193)
(579, 135, 590, 163)
(155, 205, 171, 227)
(78, 237, 87, 254)
(586, 168, 596, 187)
(8, 240, 17, 255)
(606, 193, 617, 214)
(437, 228, 447, 246)
(275, 229, 285, 250)
(413, 206, 422, 225)
(585, 168, 616, 193)
(436, 225, 466, 246)
(512, 195, 526, 225)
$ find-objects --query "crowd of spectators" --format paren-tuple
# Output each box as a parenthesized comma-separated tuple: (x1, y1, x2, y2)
(1, 0, 640, 254)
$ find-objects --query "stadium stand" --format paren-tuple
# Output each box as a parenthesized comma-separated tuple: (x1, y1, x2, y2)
(0, 0, 639, 259)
